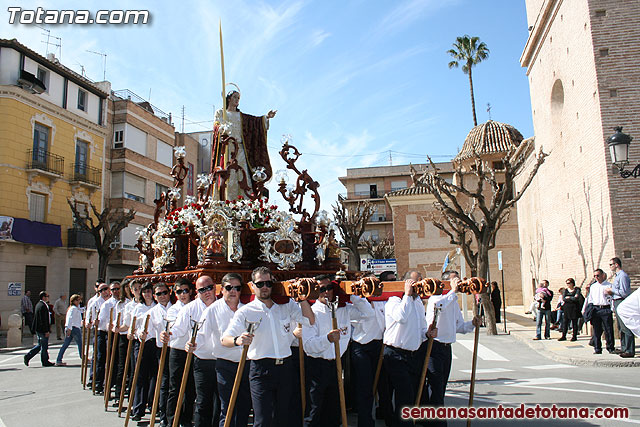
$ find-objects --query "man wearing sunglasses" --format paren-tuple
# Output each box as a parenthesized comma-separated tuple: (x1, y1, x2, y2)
(164, 278, 196, 427)
(86, 281, 110, 389)
(222, 266, 315, 427)
(163, 275, 217, 427)
(95, 282, 120, 394)
(191, 272, 249, 427)
(302, 274, 374, 426)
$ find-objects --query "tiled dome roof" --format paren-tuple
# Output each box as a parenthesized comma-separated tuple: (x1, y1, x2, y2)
(454, 120, 524, 162)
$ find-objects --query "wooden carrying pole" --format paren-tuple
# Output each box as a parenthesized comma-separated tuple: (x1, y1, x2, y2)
(82, 314, 91, 388)
(149, 319, 171, 427)
(80, 322, 86, 384)
(105, 311, 122, 410)
(125, 315, 151, 427)
(298, 323, 306, 420)
(372, 343, 385, 399)
(330, 302, 348, 427)
(105, 308, 114, 386)
(224, 321, 259, 427)
(117, 316, 137, 417)
(466, 296, 482, 427)
(415, 308, 441, 406)
(172, 320, 201, 427)
(92, 311, 99, 395)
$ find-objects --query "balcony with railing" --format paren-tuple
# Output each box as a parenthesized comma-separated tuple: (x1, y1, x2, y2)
(67, 228, 96, 249)
(368, 213, 393, 223)
(338, 189, 392, 201)
(71, 163, 102, 187)
(26, 149, 64, 177)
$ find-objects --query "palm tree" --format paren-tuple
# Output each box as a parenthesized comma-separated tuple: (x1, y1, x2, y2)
(447, 35, 490, 126)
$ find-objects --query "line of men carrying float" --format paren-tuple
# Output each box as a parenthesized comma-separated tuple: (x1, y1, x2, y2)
(80, 266, 483, 427)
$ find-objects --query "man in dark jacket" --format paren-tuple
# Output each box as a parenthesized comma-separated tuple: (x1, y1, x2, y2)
(24, 291, 54, 367)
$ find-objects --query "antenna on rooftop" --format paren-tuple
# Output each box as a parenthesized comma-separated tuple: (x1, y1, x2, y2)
(38, 25, 62, 58)
(75, 62, 86, 77)
(486, 103, 492, 120)
(86, 49, 107, 81)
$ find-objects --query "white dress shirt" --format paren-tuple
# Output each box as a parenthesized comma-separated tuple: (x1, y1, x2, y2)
(196, 298, 245, 361)
(84, 293, 101, 325)
(352, 300, 385, 344)
(98, 297, 117, 331)
(224, 298, 311, 360)
(584, 280, 613, 310)
(303, 295, 374, 359)
(88, 295, 108, 327)
(146, 302, 172, 348)
(122, 299, 139, 335)
(167, 300, 186, 321)
(383, 295, 428, 351)
(65, 305, 82, 330)
(617, 288, 640, 338)
(113, 298, 130, 329)
(132, 302, 157, 341)
(170, 298, 207, 350)
(426, 291, 475, 344)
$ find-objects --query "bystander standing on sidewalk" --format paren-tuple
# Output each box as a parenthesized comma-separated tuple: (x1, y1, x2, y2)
(533, 280, 553, 340)
(53, 294, 68, 340)
(21, 290, 34, 334)
(558, 279, 582, 342)
(607, 257, 635, 358)
(583, 269, 615, 354)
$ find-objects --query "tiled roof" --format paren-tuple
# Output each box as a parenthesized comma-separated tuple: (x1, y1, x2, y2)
(386, 185, 433, 198)
(454, 120, 523, 162)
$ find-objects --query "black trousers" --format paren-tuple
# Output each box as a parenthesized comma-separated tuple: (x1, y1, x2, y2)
(249, 357, 293, 427)
(132, 339, 158, 417)
(105, 333, 120, 394)
(384, 344, 424, 427)
(425, 341, 453, 427)
(561, 317, 579, 340)
(193, 357, 220, 427)
(591, 306, 615, 352)
(216, 358, 251, 427)
(304, 357, 340, 427)
(289, 346, 306, 427)
(351, 340, 381, 427)
(156, 346, 171, 423)
(115, 334, 129, 398)
(96, 330, 108, 390)
(167, 348, 195, 427)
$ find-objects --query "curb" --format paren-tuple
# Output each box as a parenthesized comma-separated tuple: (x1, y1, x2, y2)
(508, 328, 640, 368)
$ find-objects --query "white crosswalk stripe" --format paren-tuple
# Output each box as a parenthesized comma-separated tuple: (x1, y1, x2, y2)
(458, 367, 514, 374)
(456, 340, 509, 361)
(523, 364, 576, 370)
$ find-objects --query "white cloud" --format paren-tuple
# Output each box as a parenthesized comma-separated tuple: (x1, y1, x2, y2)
(310, 29, 330, 47)
(373, 0, 459, 37)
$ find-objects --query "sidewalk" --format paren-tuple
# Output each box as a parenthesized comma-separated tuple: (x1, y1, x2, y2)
(0, 330, 69, 352)
(503, 305, 640, 367)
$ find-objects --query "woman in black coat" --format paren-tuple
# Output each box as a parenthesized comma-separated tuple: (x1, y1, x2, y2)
(558, 278, 581, 341)
(490, 282, 502, 323)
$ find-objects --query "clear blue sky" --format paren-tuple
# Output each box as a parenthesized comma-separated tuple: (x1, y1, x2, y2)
(2, 0, 534, 213)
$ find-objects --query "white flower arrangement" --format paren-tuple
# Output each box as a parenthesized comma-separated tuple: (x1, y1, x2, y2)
(224, 196, 278, 229)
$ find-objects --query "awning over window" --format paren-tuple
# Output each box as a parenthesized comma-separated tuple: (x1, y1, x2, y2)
(11, 217, 62, 247)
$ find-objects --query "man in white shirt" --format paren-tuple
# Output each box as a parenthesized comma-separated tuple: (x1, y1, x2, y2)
(53, 294, 67, 340)
(303, 275, 373, 426)
(185, 276, 221, 427)
(190, 272, 248, 427)
(89, 282, 111, 391)
(85, 279, 104, 327)
(584, 269, 615, 354)
(163, 278, 196, 427)
(222, 266, 315, 427)
(113, 279, 138, 408)
(350, 279, 387, 427)
(161, 276, 213, 427)
(96, 282, 120, 394)
(383, 270, 435, 426)
(424, 271, 480, 427)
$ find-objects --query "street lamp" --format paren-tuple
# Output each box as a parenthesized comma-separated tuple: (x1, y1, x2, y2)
(607, 126, 637, 178)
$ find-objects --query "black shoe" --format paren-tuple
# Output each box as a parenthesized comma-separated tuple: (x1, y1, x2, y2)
(112, 400, 119, 407)
(558, 337, 566, 341)
(620, 352, 635, 358)
(613, 348, 623, 354)
(131, 414, 142, 422)
(588, 339, 594, 347)
(23, 355, 29, 367)
(43, 361, 55, 367)
(594, 350, 602, 354)
(86, 382, 92, 388)
(607, 349, 616, 354)
(570, 337, 577, 341)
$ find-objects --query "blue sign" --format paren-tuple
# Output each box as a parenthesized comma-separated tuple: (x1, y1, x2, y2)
(8, 282, 22, 296)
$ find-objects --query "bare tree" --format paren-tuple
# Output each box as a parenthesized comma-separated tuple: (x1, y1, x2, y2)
(68, 200, 136, 280)
(570, 180, 610, 286)
(362, 234, 395, 260)
(332, 200, 375, 271)
(412, 142, 547, 335)
(529, 222, 545, 290)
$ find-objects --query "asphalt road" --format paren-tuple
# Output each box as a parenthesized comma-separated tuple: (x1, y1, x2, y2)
(0, 333, 637, 426)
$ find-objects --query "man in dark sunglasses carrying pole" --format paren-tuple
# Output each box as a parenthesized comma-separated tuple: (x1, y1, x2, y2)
(222, 266, 315, 427)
